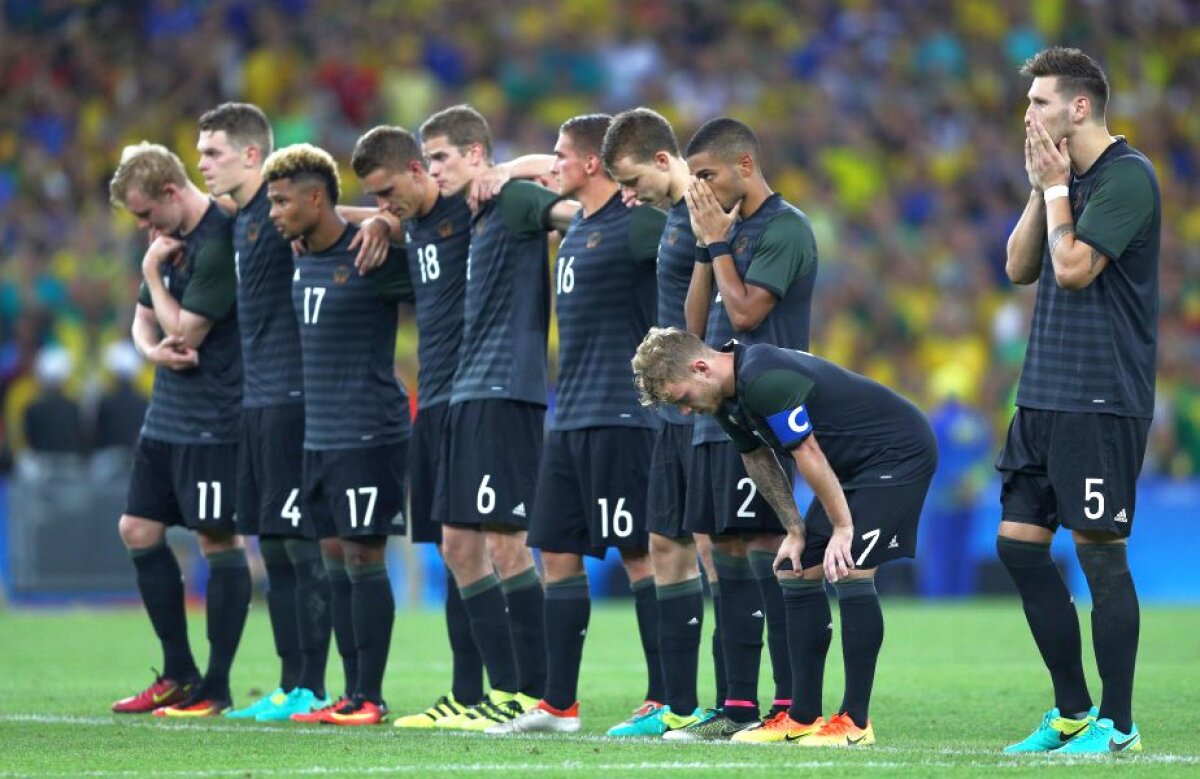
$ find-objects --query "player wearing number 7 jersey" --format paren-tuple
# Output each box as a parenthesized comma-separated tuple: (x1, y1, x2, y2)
(265, 144, 415, 726)
(485, 114, 667, 736)
(633, 329, 937, 747)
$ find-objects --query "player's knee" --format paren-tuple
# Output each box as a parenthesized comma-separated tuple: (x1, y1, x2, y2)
(620, 549, 652, 581)
(1075, 540, 1129, 582)
(341, 537, 386, 567)
(996, 535, 1053, 570)
(118, 515, 164, 550)
(196, 530, 241, 555)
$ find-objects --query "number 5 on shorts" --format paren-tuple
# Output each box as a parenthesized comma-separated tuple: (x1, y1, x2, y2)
(1084, 477, 1104, 520)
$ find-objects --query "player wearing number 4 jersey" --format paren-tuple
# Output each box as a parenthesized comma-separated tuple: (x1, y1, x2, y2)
(350, 125, 485, 728)
(633, 329, 937, 746)
(997, 47, 1158, 755)
(108, 142, 248, 718)
(265, 144, 414, 726)
(195, 103, 335, 724)
(485, 114, 667, 736)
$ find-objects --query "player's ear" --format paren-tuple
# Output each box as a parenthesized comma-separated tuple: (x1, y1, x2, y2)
(738, 152, 755, 177)
(655, 151, 671, 170)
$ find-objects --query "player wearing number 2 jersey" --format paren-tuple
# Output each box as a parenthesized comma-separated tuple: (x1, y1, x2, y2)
(487, 114, 667, 737)
(265, 144, 414, 726)
(633, 329, 937, 748)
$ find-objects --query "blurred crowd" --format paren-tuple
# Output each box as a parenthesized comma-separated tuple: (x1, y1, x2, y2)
(2, 0, 1198, 483)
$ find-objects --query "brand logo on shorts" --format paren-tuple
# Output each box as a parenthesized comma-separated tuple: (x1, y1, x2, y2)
(391, 511, 405, 526)
(687, 617, 700, 625)
(1114, 509, 1128, 523)
(888, 535, 899, 549)
(512, 502, 527, 518)
(751, 609, 764, 619)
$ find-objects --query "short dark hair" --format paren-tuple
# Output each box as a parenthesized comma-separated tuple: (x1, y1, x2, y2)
(559, 113, 612, 159)
(419, 104, 492, 161)
(684, 117, 760, 163)
(1021, 46, 1109, 118)
(600, 107, 680, 171)
(197, 102, 273, 156)
(351, 126, 423, 178)
(262, 143, 340, 203)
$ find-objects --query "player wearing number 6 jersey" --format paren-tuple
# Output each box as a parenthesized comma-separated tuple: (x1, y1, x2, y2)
(108, 142, 248, 718)
(265, 144, 415, 726)
(996, 47, 1159, 755)
(485, 114, 667, 736)
(633, 329, 937, 747)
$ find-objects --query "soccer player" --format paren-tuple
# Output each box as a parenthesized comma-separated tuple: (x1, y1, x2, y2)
(675, 118, 819, 740)
(348, 125, 485, 727)
(484, 114, 667, 735)
(263, 144, 414, 725)
(997, 47, 1159, 755)
(419, 105, 577, 731)
(598, 106, 713, 736)
(194, 102, 333, 722)
(108, 142, 248, 717)
(632, 328, 938, 747)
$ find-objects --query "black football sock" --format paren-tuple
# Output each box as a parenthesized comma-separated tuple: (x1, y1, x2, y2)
(260, 537, 302, 692)
(631, 576, 666, 704)
(130, 543, 198, 682)
(542, 575, 590, 711)
(446, 567, 484, 705)
(781, 577, 831, 725)
(287, 538, 330, 699)
(347, 561, 394, 704)
(502, 567, 546, 698)
(710, 581, 727, 710)
(834, 578, 883, 729)
(1078, 543, 1139, 733)
(460, 574, 520, 694)
(750, 550, 792, 712)
(324, 555, 358, 700)
(657, 577, 703, 715)
(997, 537, 1092, 715)
(202, 548, 252, 701)
(713, 550, 762, 723)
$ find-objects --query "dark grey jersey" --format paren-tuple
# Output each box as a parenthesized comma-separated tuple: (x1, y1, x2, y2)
(138, 202, 242, 444)
(292, 224, 414, 450)
(656, 199, 696, 427)
(235, 184, 304, 408)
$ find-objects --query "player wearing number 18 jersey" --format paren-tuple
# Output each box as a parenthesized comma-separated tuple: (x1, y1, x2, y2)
(633, 329, 937, 747)
(488, 114, 667, 736)
(351, 125, 484, 728)
(265, 144, 414, 726)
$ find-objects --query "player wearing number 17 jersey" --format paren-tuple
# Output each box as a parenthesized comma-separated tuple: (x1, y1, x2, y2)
(633, 329, 937, 747)
(264, 144, 414, 726)
(486, 114, 667, 736)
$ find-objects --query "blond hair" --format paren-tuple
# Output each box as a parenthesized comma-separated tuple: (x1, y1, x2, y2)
(631, 327, 709, 407)
(262, 143, 341, 203)
(109, 142, 189, 207)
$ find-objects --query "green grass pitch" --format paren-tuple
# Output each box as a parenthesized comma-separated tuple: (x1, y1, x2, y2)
(2, 599, 1198, 777)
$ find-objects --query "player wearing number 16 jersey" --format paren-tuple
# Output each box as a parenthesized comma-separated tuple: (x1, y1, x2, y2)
(633, 329, 937, 747)
(264, 144, 414, 726)
(487, 114, 667, 736)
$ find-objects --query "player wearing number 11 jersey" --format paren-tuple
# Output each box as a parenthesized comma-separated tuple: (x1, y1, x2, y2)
(265, 144, 414, 726)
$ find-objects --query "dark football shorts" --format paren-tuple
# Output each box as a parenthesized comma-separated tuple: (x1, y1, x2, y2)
(997, 407, 1150, 537)
(236, 403, 309, 538)
(527, 427, 654, 558)
(125, 436, 239, 533)
(800, 475, 931, 571)
(683, 441, 784, 536)
(432, 399, 544, 530)
(408, 402, 450, 544)
(645, 420, 694, 540)
(302, 442, 408, 539)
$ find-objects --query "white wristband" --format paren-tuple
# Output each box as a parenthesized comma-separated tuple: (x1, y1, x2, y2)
(1043, 185, 1069, 203)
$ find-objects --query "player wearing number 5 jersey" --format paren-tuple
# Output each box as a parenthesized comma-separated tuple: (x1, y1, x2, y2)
(633, 329, 937, 747)
(486, 114, 667, 736)
(265, 144, 415, 726)
(108, 142, 249, 719)
(996, 48, 1159, 755)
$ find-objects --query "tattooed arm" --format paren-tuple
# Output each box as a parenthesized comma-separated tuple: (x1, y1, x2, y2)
(741, 447, 804, 534)
(1046, 202, 1110, 291)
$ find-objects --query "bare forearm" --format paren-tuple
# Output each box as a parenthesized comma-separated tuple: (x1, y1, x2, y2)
(742, 449, 804, 534)
(1005, 190, 1046, 285)
(1046, 198, 1107, 290)
(793, 439, 853, 530)
(131, 307, 161, 358)
(685, 262, 713, 337)
(144, 276, 212, 348)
